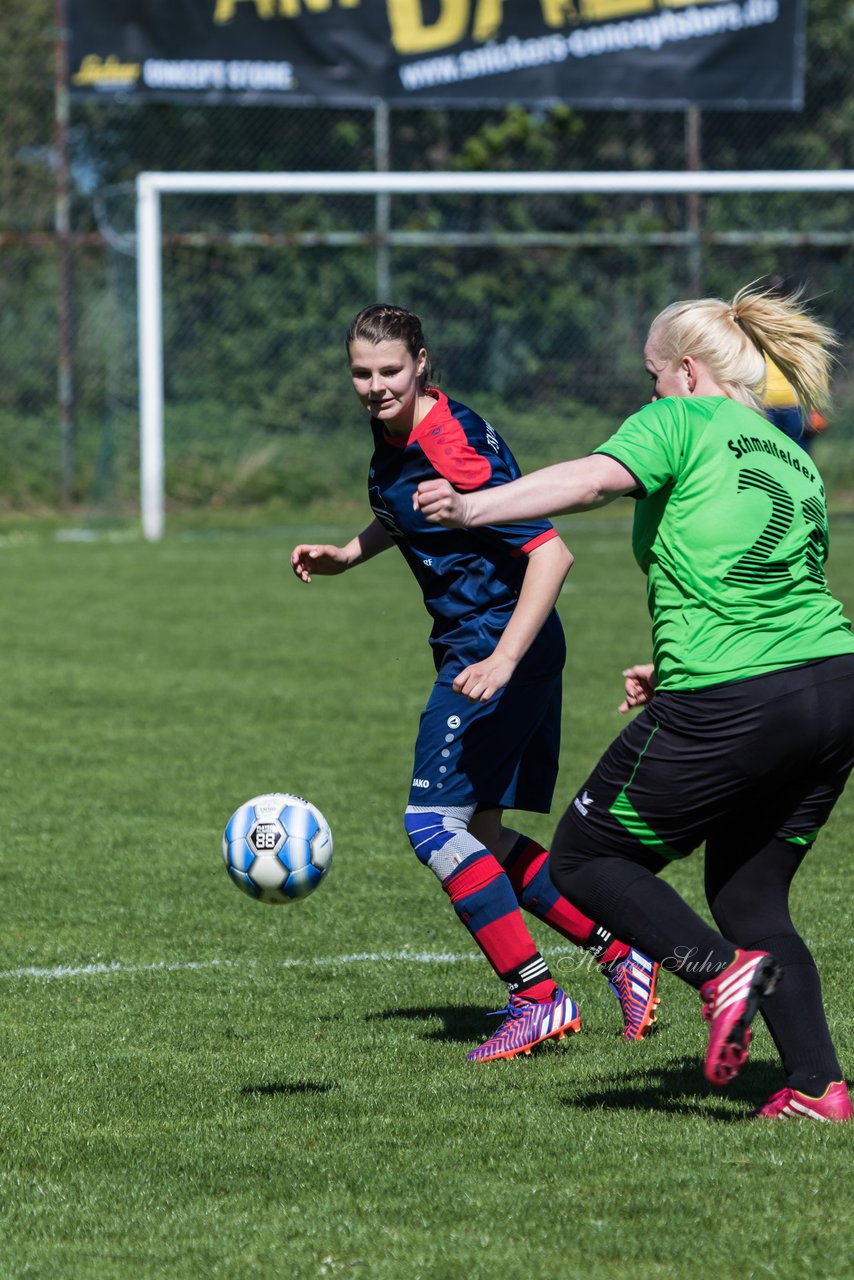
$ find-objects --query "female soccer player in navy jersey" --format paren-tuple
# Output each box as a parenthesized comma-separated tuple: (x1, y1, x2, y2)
(291, 303, 660, 1062)
(415, 286, 853, 1120)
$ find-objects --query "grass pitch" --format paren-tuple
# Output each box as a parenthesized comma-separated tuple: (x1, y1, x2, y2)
(0, 512, 852, 1280)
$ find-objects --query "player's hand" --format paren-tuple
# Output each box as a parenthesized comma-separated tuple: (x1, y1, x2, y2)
(453, 654, 516, 703)
(413, 479, 470, 527)
(290, 543, 351, 583)
(618, 663, 656, 713)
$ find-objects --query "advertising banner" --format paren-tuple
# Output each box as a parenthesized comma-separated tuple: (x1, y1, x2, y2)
(69, 0, 807, 111)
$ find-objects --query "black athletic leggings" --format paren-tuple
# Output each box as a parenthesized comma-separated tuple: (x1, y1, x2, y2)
(550, 656, 854, 1093)
(550, 830, 842, 1093)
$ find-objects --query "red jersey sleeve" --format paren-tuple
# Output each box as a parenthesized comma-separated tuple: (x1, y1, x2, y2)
(416, 417, 492, 491)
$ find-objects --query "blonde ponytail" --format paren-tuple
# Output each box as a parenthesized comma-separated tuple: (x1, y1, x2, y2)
(731, 284, 836, 418)
(650, 283, 837, 417)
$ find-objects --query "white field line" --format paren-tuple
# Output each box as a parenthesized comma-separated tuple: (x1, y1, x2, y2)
(0, 946, 585, 983)
(0, 939, 837, 984)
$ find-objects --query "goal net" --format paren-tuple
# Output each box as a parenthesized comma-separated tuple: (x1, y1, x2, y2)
(129, 170, 854, 539)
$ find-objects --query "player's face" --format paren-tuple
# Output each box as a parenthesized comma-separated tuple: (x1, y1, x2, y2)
(348, 338, 427, 434)
(643, 332, 686, 400)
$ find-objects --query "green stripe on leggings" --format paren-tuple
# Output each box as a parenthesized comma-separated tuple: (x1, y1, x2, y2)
(609, 789, 684, 861)
(609, 722, 683, 861)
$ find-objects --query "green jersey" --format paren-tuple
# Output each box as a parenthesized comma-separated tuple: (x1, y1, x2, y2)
(594, 396, 854, 690)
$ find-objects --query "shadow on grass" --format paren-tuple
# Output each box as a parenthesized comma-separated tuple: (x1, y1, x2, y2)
(367, 1004, 492, 1044)
(240, 1081, 337, 1097)
(561, 1058, 783, 1121)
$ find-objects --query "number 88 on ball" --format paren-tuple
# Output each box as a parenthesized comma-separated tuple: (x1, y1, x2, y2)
(222, 793, 333, 903)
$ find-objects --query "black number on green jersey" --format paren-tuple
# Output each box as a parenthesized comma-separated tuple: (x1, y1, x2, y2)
(801, 494, 830, 584)
(724, 469, 794, 585)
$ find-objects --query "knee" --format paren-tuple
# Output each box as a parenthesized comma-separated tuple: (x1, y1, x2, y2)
(706, 835, 806, 945)
(403, 808, 446, 866)
(744, 932, 817, 968)
(707, 894, 794, 949)
(708, 914, 757, 950)
(549, 857, 588, 910)
(710, 911, 812, 969)
(549, 810, 591, 896)
(403, 805, 482, 881)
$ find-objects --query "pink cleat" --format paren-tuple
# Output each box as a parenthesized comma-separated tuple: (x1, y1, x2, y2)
(754, 1081, 852, 1122)
(700, 949, 782, 1086)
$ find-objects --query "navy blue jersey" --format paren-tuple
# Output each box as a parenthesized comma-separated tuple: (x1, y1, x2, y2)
(368, 389, 566, 682)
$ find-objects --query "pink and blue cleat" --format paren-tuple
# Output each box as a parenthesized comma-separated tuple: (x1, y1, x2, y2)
(466, 986, 581, 1062)
(605, 947, 660, 1041)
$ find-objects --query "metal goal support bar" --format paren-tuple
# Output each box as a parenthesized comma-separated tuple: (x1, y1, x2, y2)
(136, 169, 854, 540)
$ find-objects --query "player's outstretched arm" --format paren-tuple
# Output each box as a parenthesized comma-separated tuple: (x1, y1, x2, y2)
(415, 455, 637, 527)
(453, 535, 574, 702)
(291, 518, 394, 583)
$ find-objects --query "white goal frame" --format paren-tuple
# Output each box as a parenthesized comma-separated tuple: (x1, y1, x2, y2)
(136, 168, 854, 540)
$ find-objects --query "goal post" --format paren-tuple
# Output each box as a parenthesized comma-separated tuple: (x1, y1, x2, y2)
(136, 168, 854, 541)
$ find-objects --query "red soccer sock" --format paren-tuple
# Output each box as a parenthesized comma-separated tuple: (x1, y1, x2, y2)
(444, 850, 555, 1001)
(503, 836, 630, 967)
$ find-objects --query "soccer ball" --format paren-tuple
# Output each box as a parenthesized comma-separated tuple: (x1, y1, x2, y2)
(222, 793, 333, 904)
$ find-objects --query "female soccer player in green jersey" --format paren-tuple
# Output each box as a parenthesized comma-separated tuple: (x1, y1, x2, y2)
(414, 284, 854, 1122)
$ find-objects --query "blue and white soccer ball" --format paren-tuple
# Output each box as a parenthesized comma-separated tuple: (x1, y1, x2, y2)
(222, 793, 333, 904)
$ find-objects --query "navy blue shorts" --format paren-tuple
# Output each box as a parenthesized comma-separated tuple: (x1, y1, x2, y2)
(554, 654, 854, 866)
(407, 673, 562, 813)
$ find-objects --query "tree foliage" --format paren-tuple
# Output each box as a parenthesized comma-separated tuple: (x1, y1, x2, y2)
(2, 1, 854, 506)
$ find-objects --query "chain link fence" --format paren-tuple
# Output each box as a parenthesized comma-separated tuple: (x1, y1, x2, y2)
(2, 7, 854, 517)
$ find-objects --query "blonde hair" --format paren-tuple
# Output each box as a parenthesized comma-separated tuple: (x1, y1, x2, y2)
(648, 284, 837, 417)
